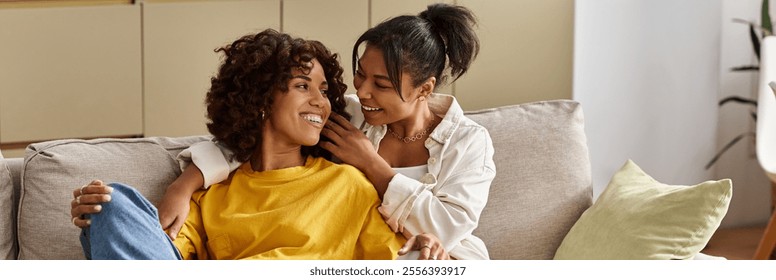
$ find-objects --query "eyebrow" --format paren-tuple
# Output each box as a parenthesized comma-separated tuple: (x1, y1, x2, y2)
(357, 60, 390, 82)
(292, 75, 328, 86)
(292, 75, 311, 81)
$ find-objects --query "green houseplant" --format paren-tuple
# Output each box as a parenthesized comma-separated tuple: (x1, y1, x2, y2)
(707, 0, 773, 169)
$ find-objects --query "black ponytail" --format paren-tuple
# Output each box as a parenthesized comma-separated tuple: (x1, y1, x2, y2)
(419, 3, 479, 83)
(352, 3, 479, 100)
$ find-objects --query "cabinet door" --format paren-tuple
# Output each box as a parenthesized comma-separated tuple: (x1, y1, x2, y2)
(455, 0, 574, 110)
(0, 4, 143, 143)
(283, 0, 368, 93)
(143, 0, 280, 137)
(370, 0, 455, 95)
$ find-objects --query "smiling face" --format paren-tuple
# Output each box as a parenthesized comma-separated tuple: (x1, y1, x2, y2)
(353, 45, 432, 126)
(264, 58, 331, 148)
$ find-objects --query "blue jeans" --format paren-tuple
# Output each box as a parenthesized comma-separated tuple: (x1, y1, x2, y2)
(79, 183, 182, 260)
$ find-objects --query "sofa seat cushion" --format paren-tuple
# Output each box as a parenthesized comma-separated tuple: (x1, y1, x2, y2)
(17, 136, 210, 260)
(467, 100, 592, 259)
(554, 160, 732, 260)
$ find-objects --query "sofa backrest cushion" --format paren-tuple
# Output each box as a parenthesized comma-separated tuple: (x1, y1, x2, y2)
(0, 150, 17, 260)
(17, 136, 210, 259)
(467, 100, 593, 259)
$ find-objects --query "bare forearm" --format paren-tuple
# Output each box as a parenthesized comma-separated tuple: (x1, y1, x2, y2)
(168, 164, 206, 195)
(359, 157, 395, 200)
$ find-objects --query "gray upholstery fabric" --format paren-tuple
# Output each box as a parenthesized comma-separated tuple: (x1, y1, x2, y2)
(17, 136, 210, 259)
(467, 100, 593, 259)
(0, 150, 17, 260)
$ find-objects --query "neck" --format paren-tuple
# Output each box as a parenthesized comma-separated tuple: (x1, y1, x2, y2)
(388, 105, 436, 138)
(250, 150, 305, 172)
(250, 136, 305, 172)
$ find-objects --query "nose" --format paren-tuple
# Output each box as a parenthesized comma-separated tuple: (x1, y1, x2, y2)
(310, 89, 328, 108)
(355, 81, 371, 100)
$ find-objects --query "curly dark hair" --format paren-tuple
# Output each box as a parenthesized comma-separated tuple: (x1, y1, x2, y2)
(205, 29, 349, 163)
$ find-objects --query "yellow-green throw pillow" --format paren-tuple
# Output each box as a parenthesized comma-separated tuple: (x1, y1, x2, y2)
(554, 160, 732, 260)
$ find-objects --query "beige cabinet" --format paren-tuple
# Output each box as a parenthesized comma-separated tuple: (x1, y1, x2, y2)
(283, 0, 368, 92)
(0, 0, 574, 149)
(142, 0, 281, 137)
(455, 0, 574, 110)
(371, 0, 453, 26)
(0, 4, 143, 143)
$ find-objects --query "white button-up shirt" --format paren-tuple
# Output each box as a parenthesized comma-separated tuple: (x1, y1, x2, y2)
(178, 93, 495, 260)
(345, 94, 495, 260)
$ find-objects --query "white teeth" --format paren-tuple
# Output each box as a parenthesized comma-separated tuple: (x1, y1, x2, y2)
(302, 114, 323, 124)
(362, 105, 382, 111)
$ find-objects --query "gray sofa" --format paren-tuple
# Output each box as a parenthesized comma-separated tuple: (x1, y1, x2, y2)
(0, 100, 592, 260)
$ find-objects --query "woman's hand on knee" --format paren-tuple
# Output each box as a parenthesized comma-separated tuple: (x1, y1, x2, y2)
(70, 179, 113, 228)
(398, 233, 450, 260)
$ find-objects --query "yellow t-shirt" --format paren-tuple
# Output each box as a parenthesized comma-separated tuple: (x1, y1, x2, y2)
(173, 156, 406, 260)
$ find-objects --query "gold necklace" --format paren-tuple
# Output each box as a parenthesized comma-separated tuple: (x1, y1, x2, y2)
(386, 116, 437, 143)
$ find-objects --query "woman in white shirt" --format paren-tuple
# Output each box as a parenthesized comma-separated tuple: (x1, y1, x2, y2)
(164, 3, 495, 260)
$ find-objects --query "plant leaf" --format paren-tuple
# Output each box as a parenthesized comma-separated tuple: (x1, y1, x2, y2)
(763, 0, 773, 36)
(719, 96, 758, 107)
(730, 65, 760, 71)
(751, 23, 762, 61)
(705, 132, 756, 170)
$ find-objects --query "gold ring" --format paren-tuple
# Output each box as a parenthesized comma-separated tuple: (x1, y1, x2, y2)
(430, 256, 436, 260)
(421, 244, 431, 250)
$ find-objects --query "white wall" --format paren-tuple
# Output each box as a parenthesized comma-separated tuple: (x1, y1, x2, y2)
(574, 1, 721, 206)
(715, 0, 772, 227)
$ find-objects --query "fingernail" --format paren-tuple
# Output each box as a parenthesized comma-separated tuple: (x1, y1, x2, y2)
(86, 220, 91, 225)
(94, 205, 102, 211)
(106, 187, 114, 193)
(103, 195, 112, 202)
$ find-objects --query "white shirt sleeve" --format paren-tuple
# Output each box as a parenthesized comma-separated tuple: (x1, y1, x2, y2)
(176, 140, 242, 188)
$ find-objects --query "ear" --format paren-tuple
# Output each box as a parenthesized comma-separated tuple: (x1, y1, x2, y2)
(420, 77, 436, 97)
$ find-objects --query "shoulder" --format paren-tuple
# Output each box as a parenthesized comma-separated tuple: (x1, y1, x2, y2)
(454, 118, 494, 153)
(317, 158, 378, 196)
(315, 157, 362, 175)
(442, 115, 496, 171)
(321, 159, 371, 184)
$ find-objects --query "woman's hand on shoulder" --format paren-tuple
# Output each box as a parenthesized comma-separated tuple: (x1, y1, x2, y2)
(70, 180, 112, 228)
(399, 233, 451, 260)
(320, 112, 395, 197)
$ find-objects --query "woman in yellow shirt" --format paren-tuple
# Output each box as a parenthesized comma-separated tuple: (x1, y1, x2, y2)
(70, 29, 441, 260)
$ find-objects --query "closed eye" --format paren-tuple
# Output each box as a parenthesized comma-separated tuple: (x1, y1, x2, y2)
(375, 83, 391, 89)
